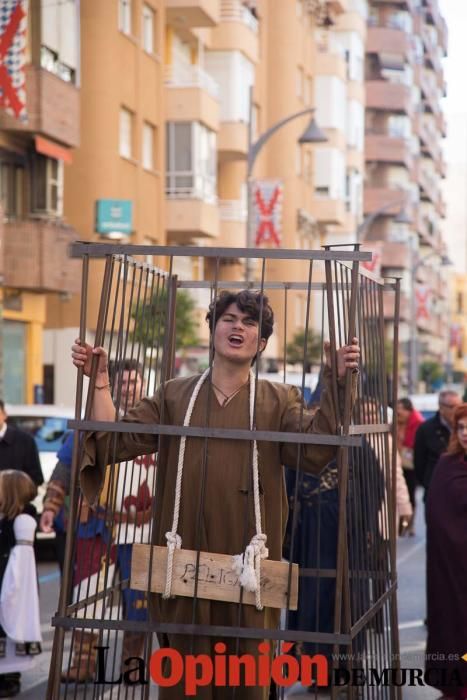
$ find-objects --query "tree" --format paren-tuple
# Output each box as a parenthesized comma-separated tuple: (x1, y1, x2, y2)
(132, 288, 199, 352)
(286, 328, 322, 372)
(419, 360, 444, 391)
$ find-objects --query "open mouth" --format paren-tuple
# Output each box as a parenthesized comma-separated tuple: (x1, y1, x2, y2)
(228, 334, 244, 347)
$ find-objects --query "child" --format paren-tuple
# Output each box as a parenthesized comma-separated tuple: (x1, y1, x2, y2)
(0, 470, 42, 697)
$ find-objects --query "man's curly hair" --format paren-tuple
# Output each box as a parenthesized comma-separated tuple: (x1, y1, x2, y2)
(206, 290, 274, 341)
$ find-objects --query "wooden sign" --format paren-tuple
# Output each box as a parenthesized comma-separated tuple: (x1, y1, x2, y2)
(131, 544, 298, 610)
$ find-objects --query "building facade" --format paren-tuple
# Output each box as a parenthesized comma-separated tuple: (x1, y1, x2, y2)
(0, 0, 80, 404)
(44, 0, 166, 405)
(363, 0, 448, 390)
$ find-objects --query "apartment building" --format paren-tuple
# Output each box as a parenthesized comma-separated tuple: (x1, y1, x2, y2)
(449, 274, 467, 381)
(363, 0, 448, 389)
(45, 0, 166, 405)
(0, 1, 80, 403)
(163, 0, 368, 363)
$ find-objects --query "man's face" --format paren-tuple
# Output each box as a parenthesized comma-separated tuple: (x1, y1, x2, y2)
(213, 303, 266, 366)
(120, 370, 143, 408)
(0, 406, 6, 431)
(439, 394, 461, 428)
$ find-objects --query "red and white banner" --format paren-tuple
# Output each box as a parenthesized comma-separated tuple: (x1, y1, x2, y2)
(415, 285, 431, 321)
(253, 179, 283, 247)
(0, 0, 28, 121)
(361, 242, 383, 278)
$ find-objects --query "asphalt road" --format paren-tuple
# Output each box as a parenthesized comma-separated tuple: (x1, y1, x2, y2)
(19, 488, 439, 699)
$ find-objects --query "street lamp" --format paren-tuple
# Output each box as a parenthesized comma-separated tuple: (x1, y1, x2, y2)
(245, 87, 327, 281)
(356, 198, 412, 242)
(408, 250, 452, 394)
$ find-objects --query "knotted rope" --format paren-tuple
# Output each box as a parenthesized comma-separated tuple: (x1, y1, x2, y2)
(163, 369, 268, 610)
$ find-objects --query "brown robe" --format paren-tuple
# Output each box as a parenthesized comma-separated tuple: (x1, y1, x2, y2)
(80, 367, 351, 698)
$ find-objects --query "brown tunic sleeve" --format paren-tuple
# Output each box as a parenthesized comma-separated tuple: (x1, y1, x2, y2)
(280, 365, 357, 474)
(80, 394, 161, 507)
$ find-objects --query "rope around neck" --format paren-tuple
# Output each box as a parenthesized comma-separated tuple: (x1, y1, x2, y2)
(163, 369, 268, 610)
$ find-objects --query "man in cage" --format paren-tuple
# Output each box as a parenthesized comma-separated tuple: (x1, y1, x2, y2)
(41, 359, 155, 683)
(72, 289, 359, 699)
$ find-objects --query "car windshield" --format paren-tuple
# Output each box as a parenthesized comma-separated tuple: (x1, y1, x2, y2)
(8, 416, 69, 452)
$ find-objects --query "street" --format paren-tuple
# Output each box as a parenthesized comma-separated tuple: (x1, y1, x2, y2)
(18, 488, 438, 699)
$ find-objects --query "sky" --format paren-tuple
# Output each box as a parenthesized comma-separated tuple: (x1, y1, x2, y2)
(439, 0, 467, 272)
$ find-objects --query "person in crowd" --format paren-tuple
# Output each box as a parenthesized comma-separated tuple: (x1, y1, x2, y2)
(40, 359, 154, 684)
(425, 403, 467, 699)
(396, 398, 424, 535)
(0, 470, 42, 698)
(414, 389, 461, 513)
(0, 401, 43, 486)
(72, 290, 360, 700)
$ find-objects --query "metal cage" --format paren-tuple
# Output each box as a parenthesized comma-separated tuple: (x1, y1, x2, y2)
(47, 243, 401, 700)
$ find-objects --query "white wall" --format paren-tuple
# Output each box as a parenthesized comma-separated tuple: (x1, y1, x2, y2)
(314, 76, 346, 132)
(314, 147, 345, 199)
(205, 51, 255, 122)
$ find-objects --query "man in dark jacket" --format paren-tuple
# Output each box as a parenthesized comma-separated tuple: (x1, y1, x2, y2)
(414, 389, 461, 509)
(0, 400, 43, 485)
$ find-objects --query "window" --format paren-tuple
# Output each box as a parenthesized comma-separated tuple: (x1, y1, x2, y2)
(119, 108, 133, 159)
(30, 155, 63, 216)
(166, 122, 217, 202)
(119, 0, 132, 35)
(41, 0, 79, 85)
(142, 122, 155, 170)
(0, 160, 23, 219)
(142, 4, 155, 53)
(41, 46, 76, 84)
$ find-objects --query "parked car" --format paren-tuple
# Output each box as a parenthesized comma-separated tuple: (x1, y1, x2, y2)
(5, 404, 74, 545)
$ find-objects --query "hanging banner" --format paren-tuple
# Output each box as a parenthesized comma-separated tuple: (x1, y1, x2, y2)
(415, 285, 431, 321)
(361, 242, 383, 278)
(253, 179, 283, 247)
(0, 0, 28, 121)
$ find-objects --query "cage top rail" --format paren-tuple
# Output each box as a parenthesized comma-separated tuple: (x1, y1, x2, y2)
(70, 241, 372, 262)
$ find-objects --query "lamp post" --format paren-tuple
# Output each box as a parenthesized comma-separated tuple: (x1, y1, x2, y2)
(245, 87, 327, 281)
(408, 250, 452, 395)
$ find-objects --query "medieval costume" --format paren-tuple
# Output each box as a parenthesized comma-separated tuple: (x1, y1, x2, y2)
(80, 367, 354, 699)
(44, 432, 156, 682)
(425, 453, 467, 698)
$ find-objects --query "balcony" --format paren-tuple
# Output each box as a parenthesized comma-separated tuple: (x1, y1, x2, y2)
(165, 0, 219, 28)
(217, 199, 247, 246)
(311, 197, 346, 226)
(365, 81, 412, 114)
(0, 66, 79, 147)
(365, 131, 412, 169)
(165, 64, 220, 132)
(366, 26, 412, 64)
(417, 165, 439, 206)
(380, 241, 409, 269)
(218, 122, 248, 161)
(383, 290, 410, 323)
(166, 177, 219, 241)
(211, 0, 259, 64)
(363, 187, 408, 216)
(3, 218, 80, 293)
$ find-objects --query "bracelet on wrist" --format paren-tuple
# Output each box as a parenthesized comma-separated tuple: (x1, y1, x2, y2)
(95, 382, 111, 391)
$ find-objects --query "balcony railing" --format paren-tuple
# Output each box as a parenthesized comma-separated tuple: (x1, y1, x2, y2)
(219, 199, 247, 222)
(166, 172, 217, 205)
(165, 64, 220, 99)
(220, 0, 259, 33)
